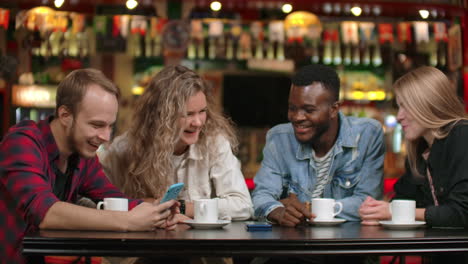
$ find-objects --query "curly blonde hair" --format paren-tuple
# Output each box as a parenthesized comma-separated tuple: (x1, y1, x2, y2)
(118, 65, 238, 198)
(393, 66, 468, 177)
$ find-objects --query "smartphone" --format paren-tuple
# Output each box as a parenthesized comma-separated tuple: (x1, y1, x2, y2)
(245, 221, 273, 231)
(160, 183, 185, 203)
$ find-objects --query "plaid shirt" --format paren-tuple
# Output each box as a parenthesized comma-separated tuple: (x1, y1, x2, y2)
(0, 118, 141, 264)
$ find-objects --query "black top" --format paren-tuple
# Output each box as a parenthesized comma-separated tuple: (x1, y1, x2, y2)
(394, 122, 468, 228)
(51, 154, 79, 201)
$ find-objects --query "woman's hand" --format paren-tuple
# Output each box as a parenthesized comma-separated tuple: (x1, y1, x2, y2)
(174, 213, 192, 223)
(126, 200, 178, 231)
(359, 196, 391, 225)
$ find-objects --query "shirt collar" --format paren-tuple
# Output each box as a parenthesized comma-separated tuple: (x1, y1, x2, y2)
(185, 143, 204, 161)
(335, 112, 358, 148)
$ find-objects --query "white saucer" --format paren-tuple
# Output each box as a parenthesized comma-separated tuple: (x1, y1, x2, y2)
(182, 219, 231, 229)
(379, 220, 426, 230)
(310, 218, 346, 226)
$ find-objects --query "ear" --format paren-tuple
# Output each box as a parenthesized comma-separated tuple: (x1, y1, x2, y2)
(57, 105, 74, 128)
(329, 101, 340, 119)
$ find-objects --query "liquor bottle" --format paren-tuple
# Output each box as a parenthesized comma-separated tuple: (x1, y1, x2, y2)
(226, 38, 234, 60)
(145, 32, 152, 57)
(363, 44, 371, 66)
(352, 45, 360, 65)
(266, 41, 274, 60)
(197, 37, 205, 59)
(311, 39, 320, 64)
(153, 35, 161, 57)
(254, 40, 263, 59)
(277, 42, 285, 61)
(323, 41, 332, 65)
(439, 42, 446, 67)
(333, 41, 342, 65)
(372, 43, 382, 66)
(187, 38, 196, 59)
(343, 44, 351, 65)
(208, 37, 216, 60)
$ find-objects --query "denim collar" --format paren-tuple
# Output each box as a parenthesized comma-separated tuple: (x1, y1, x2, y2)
(296, 112, 357, 160)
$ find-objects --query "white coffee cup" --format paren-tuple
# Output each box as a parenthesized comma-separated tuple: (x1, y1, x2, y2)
(391, 199, 415, 224)
(97, 198, 128, 212)
(311, 198, 343, 221)
(194, 198, 218, 223)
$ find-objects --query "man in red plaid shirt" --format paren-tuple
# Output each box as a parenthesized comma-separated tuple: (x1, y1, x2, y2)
(0, 69, 179, 264)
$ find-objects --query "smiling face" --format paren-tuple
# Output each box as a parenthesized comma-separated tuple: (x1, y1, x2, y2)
(174, 91, 207, 155)
(287, 83, 338, 144)
(64, 84, 118, 159)
(396, 96, 430, 142)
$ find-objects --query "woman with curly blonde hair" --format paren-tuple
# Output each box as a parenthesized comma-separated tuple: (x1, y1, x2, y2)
(100, 65, 253, 222)
(359, 66, 468, 230)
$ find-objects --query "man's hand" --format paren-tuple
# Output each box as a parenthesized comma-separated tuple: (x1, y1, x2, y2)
(126, 200, 178, 231)
(359, 196, 391, 225)
(267, 194, 313, 227)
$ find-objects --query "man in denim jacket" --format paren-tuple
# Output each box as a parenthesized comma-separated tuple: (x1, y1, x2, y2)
(252, 64, 385, 226)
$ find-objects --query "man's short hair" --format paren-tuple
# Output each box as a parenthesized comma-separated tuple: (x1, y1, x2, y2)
(291, 64, 340, 102)
(55, 68, 120, 116)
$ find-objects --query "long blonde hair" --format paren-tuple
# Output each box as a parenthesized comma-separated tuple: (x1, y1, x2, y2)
(393, 66, 467, 176)
(119, 65, 238, 198)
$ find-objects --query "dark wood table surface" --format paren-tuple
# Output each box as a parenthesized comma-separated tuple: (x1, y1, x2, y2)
(22, 221, 468, 257)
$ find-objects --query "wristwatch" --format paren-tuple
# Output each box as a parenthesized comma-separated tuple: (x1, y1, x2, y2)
(178, 199, 186, 215)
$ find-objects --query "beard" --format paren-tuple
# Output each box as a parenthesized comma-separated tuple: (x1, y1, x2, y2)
(296, 121, 330, 145)
(66, 120, 95, 159)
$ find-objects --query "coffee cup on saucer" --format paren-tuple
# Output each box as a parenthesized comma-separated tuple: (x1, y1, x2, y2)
(311, 198, 343, 221)
(194, 198, 218, 223)
(391, 199, 416, 224)
(97, 198, 128, 212)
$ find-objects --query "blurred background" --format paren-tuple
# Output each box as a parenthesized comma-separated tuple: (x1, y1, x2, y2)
(0, 0, 467, 195)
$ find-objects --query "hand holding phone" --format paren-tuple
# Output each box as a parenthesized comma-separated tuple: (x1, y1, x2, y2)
(160, 183, 185, 203)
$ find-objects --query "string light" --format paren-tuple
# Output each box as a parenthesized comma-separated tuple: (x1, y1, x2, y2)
(282, 4, 293, 14)
(419, 9, 429, 19)
(126, 0, 138, 10)
(210, 1, 222, 12)
(350, 6, 362, 17)
(54, 0, 64, 8)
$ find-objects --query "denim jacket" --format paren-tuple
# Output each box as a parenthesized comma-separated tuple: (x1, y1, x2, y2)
(252, 112, 385, 221)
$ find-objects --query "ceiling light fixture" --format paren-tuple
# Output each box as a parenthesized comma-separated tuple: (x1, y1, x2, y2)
(54, 0, 64, 8)
(282, 4, 293, 14)
(126, 0, 138, 10)
(350, 6, 362, 17)
(419, 9, 429, 19)
(210, 1, 222, 12)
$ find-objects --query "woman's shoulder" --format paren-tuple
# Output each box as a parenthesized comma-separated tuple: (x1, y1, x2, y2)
(211, 133, 231, 145)
(447, 120, 468, 137)
(437, 120, 468, 149)
(204, 134, 232, 153)
(99, 132, 130, 159)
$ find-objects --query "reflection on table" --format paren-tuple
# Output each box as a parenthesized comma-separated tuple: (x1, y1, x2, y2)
(23, 221, 468, 258)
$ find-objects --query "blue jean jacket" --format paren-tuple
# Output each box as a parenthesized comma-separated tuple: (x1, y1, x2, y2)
(252, 112, 385, 221)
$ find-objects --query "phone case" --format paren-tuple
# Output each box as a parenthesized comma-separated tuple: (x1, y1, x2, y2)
(160, 183, 185, 203)
(245, 221, 272, 231)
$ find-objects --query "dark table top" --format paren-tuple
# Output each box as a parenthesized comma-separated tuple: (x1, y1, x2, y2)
(23, 221, 468, 257)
